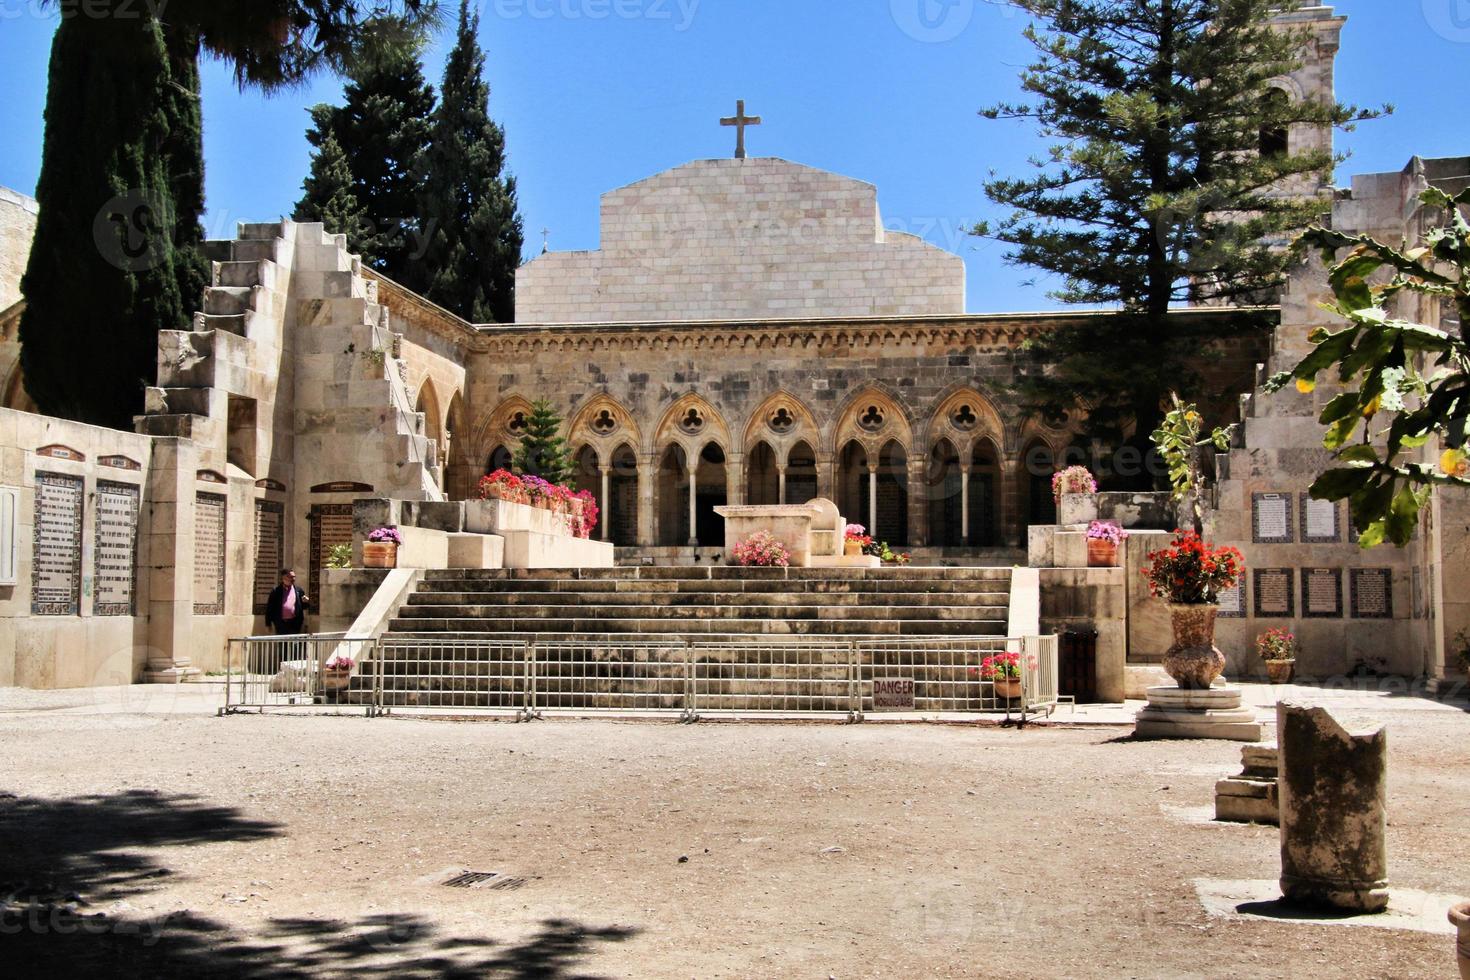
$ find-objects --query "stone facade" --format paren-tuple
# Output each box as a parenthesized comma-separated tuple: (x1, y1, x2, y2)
(515, 158, 965, 323)
(0, 186, 38, 313)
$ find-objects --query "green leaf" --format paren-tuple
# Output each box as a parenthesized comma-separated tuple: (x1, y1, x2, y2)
(1309, 467, 1374, 501)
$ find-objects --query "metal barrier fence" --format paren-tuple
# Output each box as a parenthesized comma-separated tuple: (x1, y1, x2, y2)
(222, 633, 1061, 722)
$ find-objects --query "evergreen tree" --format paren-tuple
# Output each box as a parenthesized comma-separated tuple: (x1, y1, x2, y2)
(295, 23, 436, 278)
(296, 134, 369, 246)
(20, 1, 433, 426)
(20, 14, 207, 427)
(977, 0, 1382, 482)
(414, 0, 524, 323)
(512, 399, 572, 485)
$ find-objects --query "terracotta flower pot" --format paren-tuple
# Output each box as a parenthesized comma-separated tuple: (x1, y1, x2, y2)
(845, 539, 864, 556)
(1265, 659, 1296, 684)
(992, 677, 1023, 700)
(1087, 538, 1119, 568)
(1451, 902, 1470, 980)
(362, 541, 398, 569)
(320, 669, 351, 693)
(1163, 603, 1226, 690)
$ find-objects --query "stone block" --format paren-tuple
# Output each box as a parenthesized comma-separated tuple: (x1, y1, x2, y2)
(1054, 531, 1089, 569)
(1058, 493, 1099, 525)
(1278, 701, 1389, 913)
(447, 533, 505, 570)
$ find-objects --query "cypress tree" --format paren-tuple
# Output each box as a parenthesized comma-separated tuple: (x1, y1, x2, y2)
(296, 133, 369, 247)
(20, 13, 207, 428)
(977, 0, 1383, 482)
(295, 24, 436, 279)
(512, 399, 572, 485)
(414, 0, 524, 323)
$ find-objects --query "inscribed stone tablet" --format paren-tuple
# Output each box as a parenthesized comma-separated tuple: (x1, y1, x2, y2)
(1301, 567, 1343, 618)
(253, 500, 284, 614)
(94, 481, 140, 616)
(32, 472, 83, 615)
(194, 492, 227, 615)
(1252, 493, 1293, 544)
(1217, 582, 1246, 619)
(1253, 568, 1294, 618)
(1350, 568, 1393, 619)
(1300, 494, 1341, 544)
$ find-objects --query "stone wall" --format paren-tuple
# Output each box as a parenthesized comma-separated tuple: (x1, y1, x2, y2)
(0, 186, 38, 313)
(515, 158, 966, 324)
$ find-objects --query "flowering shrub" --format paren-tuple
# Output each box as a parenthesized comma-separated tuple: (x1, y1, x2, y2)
(977, 651, 1035, 681)
(732, 531, 791, 567)
(863, 539, 912, 565)
(1086, 520, 1129, 545)
(324, 654, 355, 672)
(479, 469, 527, 503)
(845, 523, 873, 547)
(1142, 530, 1244, 605)
(570, 489, 600, 539)
(1052, 465, 1097, 501)
(1256, 628, 1299, 662)
(367, 525, 403, 545)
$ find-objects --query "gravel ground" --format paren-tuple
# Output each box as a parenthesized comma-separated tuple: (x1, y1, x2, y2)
(0, 684, 1466, 978)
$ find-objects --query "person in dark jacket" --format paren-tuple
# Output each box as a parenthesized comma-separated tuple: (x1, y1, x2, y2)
(265, 569, 311, 635)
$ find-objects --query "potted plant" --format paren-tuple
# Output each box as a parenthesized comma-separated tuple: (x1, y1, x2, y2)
(1449, 901, 1470, 980)
(862, 540, 912, 565)
(1051, 465, 1097, 507)
(523, 475, 554, 511)
(1142, 530, 1245, 689)
(1086, 520, 1129, 567)
(980, 651, 1025, 700)
(363, 525, 404, 568)
(320, 653, 354, 694)
(479, 469, 526, 504)
(1256, 628, 1299, 684)
(844, 524, 872, 556)
(732, 531, 791, 568)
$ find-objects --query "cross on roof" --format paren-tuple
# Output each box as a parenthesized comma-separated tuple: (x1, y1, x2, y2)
(720, 100, 762, 160)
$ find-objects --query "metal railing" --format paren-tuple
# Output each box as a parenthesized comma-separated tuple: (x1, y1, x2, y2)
(222, 633, 1061, 722)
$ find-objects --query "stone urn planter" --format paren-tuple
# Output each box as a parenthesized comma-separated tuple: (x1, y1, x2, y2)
(319, 668, 352, 694)
(1163, 603, 1226, 690)
(362, 541, 399, 568)
(1087, 538, 1119, 567)
(845, 539, 864, 557)
(992, 677, 1023, 700)
(1451, 901, 1470, 980)
(1265, 659, 1296, 684)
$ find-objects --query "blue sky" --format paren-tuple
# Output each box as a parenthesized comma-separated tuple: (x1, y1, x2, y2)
(1, 1, 1466, 313)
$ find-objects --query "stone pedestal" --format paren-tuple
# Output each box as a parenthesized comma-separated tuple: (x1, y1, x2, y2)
(1134, 685, 1262, 741)
(1278, 701, 1389, 913)
(1215, 743, 1280, 823)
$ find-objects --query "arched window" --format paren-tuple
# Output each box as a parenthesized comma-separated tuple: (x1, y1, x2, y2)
(1259, 88, 1290, 159)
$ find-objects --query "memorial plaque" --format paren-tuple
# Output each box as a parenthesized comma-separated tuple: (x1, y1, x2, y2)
(252, 500, 284, 614)
(1253, 568, 1294, 618)
(1217, 581, 1246, 619)
(309, 503, 355, 592)
(873, 677, 915, 711)
(311, 481, 374, 494)
(1301, 567, 1343, 618)
(1351, 568, 1393, 619)
(1252, 493, 1294, 544)
(36, 444, 84, 462)
(1300, 494, 1341, 544)
(193, 492, 226, 615)
(255, 478, 287, 492)
(93, 481, 139, 616)
(32, 472, 83, 615)
(197, 470, 227, 485)
(99, 455, 141, 471)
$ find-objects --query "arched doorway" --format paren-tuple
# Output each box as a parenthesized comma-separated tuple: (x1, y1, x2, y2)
(876, 440, 909, 546)
(837, 441, 868, 532)
(927, 438, 963, 547)
(573, 442, 600, 514)
(608, 444, 639, 546)
(657, 445, 689, 546)
(695, 444, 728, 546)
(486, 444, 513, 474)
(1022, 438, 1057, 531)
(415, 381, 443, 467)
(746, 441, 779, 506)
(786, 441, 818, 505)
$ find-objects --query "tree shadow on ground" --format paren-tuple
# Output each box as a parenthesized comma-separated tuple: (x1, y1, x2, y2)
(1, 789, 638, 978)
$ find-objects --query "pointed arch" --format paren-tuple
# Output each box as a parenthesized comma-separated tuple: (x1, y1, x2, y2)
(652, 392, 731, 458)
(927, 386, 1007, 458)
(473, 394, 535, 471)
(414, 379, 444, 474)
(443, 390, 474, 499)
(828, 384, 913, 459)
(740, 390, 820, 462)
(567, 394, 642, 466)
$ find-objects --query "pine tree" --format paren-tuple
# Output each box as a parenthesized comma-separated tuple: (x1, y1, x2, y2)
(512, 399, 572, 485)
(977, 0, 1382, 481)
(295, 24, 436, 278)
(20, 14, 207, 427)
(413, 0, 524, 323)
(297, 134, 369, 247)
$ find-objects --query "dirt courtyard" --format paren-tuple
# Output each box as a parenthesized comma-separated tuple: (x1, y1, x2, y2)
(1, 684, 1466, 978)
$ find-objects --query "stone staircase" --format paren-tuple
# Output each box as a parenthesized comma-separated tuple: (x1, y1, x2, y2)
(355, 566, 1018, 711)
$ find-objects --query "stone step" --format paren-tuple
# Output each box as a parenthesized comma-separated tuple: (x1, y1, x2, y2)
(417, 566, 1012, 583)
(194, 312, 248, 337)
(398, 602, 1011, 622)
(403, 590, 1010, 608)
(203, 285, 254, 316)
(411, 577, 1011, 596)
(385, 617, 1008, 636)
(238, 221, 283, 241)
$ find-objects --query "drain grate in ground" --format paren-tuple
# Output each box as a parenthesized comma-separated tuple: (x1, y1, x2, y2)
(441, 870, 528, 891)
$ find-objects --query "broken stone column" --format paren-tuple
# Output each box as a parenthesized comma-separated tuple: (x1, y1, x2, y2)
(1277, 701, 1388, 913)
(1215, 743, 1279, 824)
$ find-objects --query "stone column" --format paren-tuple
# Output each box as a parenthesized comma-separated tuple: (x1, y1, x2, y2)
(960, 463, 972, 545)
(816, 452, 834, 500)
(1002, 450, 1024, 548)
(1278, 701, 1389, 913)
(726, 452, 744, 507)
(599, 465, 612, 542)
(867, 464, 878, 539)
(908, 453, 927, 548)
(777, 464, 787, 505)
(143, 438, 201, 683)
(637, 452, 656, 547)
(687, 465, 699, 547)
